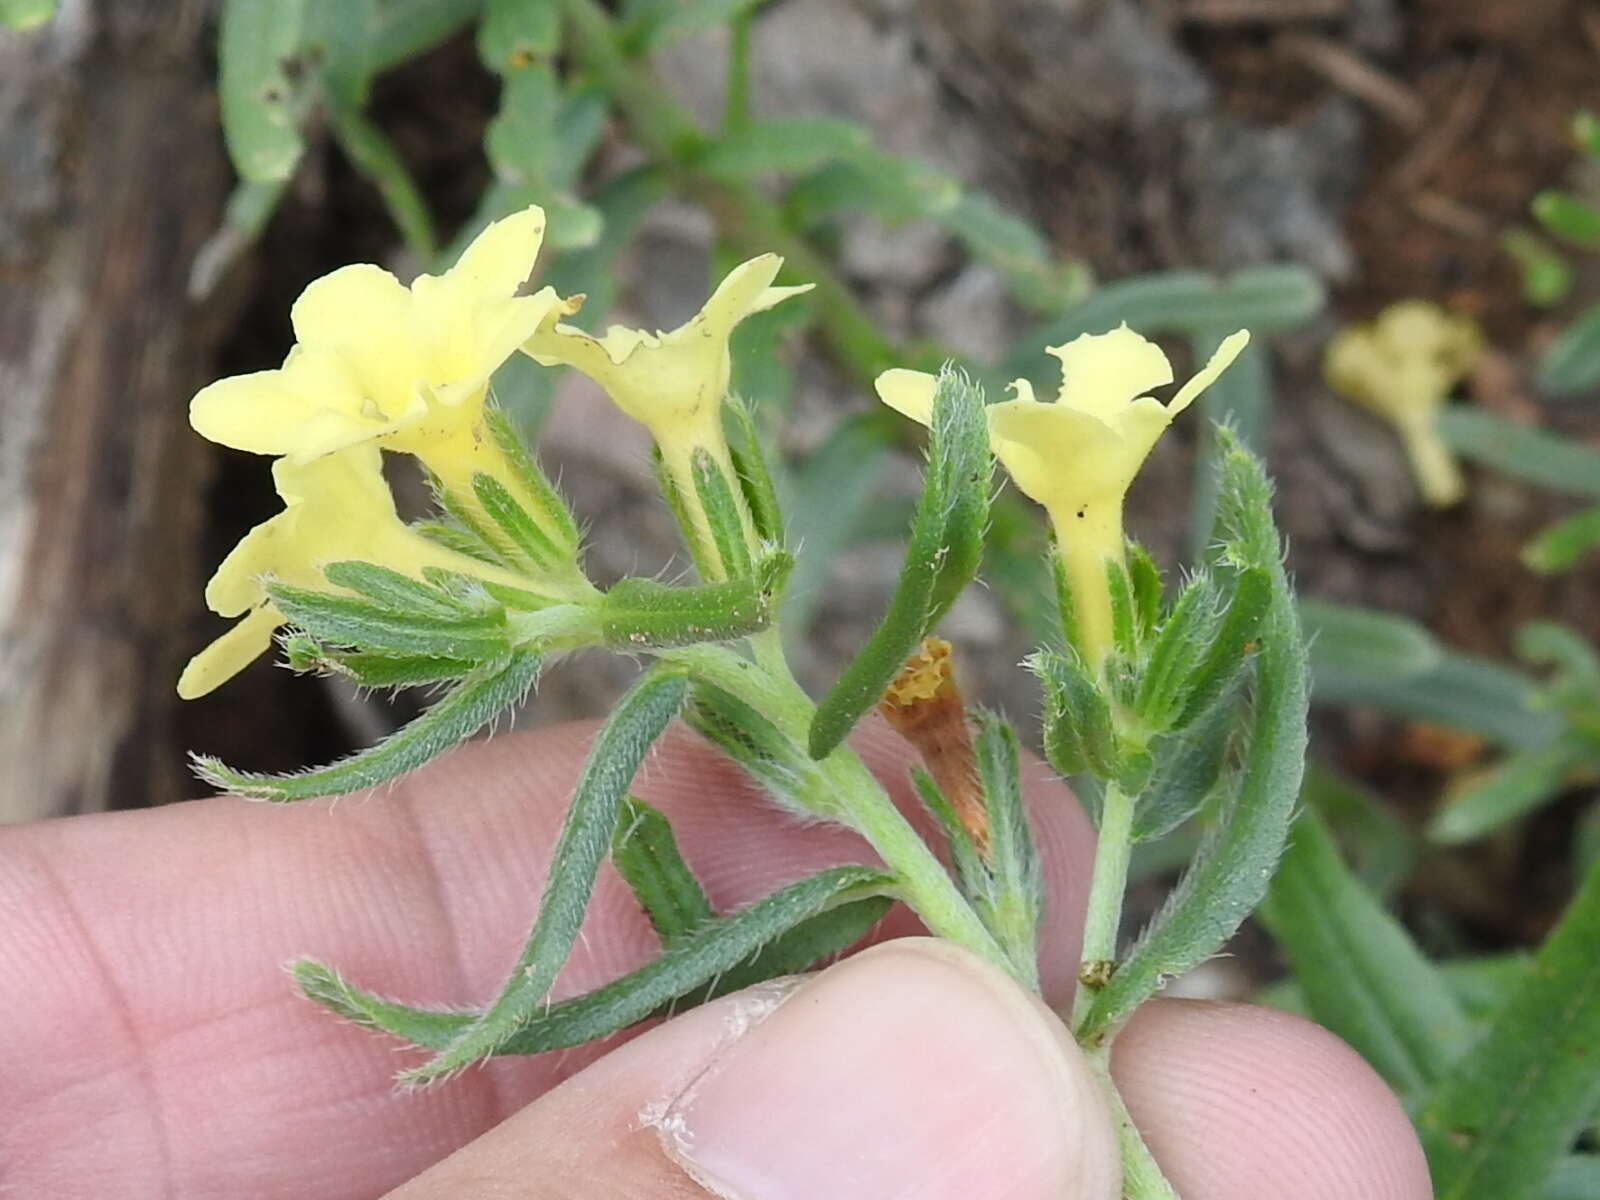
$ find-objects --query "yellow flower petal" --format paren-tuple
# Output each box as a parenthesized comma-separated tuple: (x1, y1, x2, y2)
(442, 206, 547, 297)
(874, 369, 938, 425)
(1168, 329, 1251, 415)
(1046, 325, 1174, 424)
(984, 400, 1122, 513)
(176, 605, 285, 699)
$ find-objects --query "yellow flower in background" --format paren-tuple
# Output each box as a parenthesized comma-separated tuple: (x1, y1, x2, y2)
(877, 325, 1249, 664)
(1324, 300, 1480, 508)
(176, 445, 568, 700)
(189, 206, 577, 540)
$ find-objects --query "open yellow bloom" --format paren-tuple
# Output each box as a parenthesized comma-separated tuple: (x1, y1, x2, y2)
(189, 207, 577, 542)
(1324, 300, 1479, 508)
(524, 253, 811, 576)
(877, 325, 1249, 664)
(176, 445, 561, 700)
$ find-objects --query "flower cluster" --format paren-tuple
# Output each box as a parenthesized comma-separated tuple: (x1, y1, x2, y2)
(180, 205, 806, 698)
(876, 325, 1248, 666)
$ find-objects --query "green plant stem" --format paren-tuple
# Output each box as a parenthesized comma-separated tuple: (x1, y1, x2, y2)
(1074, 779, 1136, 1029)
(666, 641, 1008, 972)
(723, 12, 752, 133)
(1088, 1048, 1181, 1200)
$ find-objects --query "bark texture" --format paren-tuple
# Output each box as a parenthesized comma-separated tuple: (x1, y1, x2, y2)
(0, 1, 227, 821)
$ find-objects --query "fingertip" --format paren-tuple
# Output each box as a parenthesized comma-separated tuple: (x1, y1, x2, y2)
(1110, 999, 1432, 1200)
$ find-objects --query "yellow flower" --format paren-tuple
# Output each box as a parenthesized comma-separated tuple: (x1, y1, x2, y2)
(1324, 300, 1480, 508)
(525, 253, 811, 576)
(176, 445, 567, 700)
(876, 324, 1249, 664)
(189, 206, 577, 545)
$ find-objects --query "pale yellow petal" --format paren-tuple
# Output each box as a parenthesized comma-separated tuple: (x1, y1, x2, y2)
(1046, 325, 1173, 422)
(290, 263, 412, 349)
(692, 254, 785, 339)
(985, 400, 1121, 511)
(441, 205, 547, 299)
(874, 369, 938, 427)
(749, 283, 816, 315)
(176, 605, 284, 699)
(1168, 329, 1250, 416)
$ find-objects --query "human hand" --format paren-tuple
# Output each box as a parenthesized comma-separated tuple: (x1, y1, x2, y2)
(2, 720, 1431, 1198)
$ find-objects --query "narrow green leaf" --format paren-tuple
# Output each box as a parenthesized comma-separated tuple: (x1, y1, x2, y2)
(631, 0, 771, 48)
(0, 0, 55, 29)
(1428, 735, 1590, 845)
(1535, 191, 1600, 244)
(1173, 566, 1271, 729)
(412, 519, 504, 566)
(1032, 648, 1119, 782)
(808, 369, 989, 759)
(600, 551, 789, 650)
(326, 101, 436, 259)
(1540, 304, 1600, 397)
(684, 681, 821, 818)
(193, 651, 541, 802)
(724, 401, 785, 546)
(1135, 573, 1220, 731)
(612, 795, 715, 944)
(942, 192, 1087, 314)
(691, 448, 756, 578)
(189, 177, 290, 300)
(1083, 432, 1308, 1041)
(1302, 599, 1443, 693)
(267, 582, 509, 660)
(1502, 228, 1574, 307)
(1301, 765, 1415, 900)
(697, 116, 871, 180)
(401, 667, 689, 1083)
(1127, 542, 1163, 640)
(1526, 504, 1600, 572)
(972, 713, 1043, 986)
(320, 561, 473, 619)
(295, 864, 892, 1055)
(218, 0, 309, 183)
(478, 0, 560, 70)
(283, 636, 476, 689)
(1187, 339, 1272, 555)
(1419, 863, 1600, 1200)
(472, 472, 565, 573)
(1260, 808, 1471, 1103)
(1439, 408, 1600, 496)
(306, 0, 479, 104)
(1132, 697, 1236, 844)
(483, 402, 581, 553)
(1314, 645, 1555, 750)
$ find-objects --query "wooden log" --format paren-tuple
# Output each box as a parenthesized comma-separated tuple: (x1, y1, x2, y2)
(0, 1, 230, 821)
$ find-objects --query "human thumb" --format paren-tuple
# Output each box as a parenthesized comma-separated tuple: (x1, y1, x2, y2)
(387, 938, 1120, 1199)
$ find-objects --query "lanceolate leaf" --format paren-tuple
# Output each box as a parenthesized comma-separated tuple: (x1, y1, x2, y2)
(401, 667, 689, 1083)
(599, 551, 790, 649)
(193, 651, 542, 802)
(1301, 599, 1443, 695)
(1427, 735, 1592, 845)
(1439, 408, 1600, 498)
(218, 0, 309, 183)
(808, 369, 989, 759)
(1083, 432, 1308, 1041)
(266, 582, 509, 661)
(292, 865, 894, 1055)
(1260, 808, 1471, 1104)
(611, 795, 715, 944)
(1419, 863, 1600, 1200)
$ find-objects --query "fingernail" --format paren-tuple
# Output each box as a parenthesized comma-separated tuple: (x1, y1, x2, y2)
(656, 938, 1118, 1200)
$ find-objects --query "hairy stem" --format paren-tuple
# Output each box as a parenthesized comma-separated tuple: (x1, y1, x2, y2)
(1088, 1048, 1182, 1200)
(1074, 779, 1136, 1029)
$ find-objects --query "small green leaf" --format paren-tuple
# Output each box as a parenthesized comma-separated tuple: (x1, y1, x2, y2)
(1083, 432, 1308, 1041)
(483, 402, 581, 553)
(697, 117, 871, 180)
(1526, 504, 1600, 573)
(1576, 110, 1600, 157)
(1419, 862, 1600, 1200)
(218, 0, 309, 183)
(266, 582, 509, 661)
(193, 650, 542, 802)
(808, 369, 990, 759)
(1173, 566, 1271, 730)
(320, 561, 475, 619)
(1187, 339, 1272, 554)
(1134, 573, 1220, 731)
(1302, 765, 1415, 900)
(1260, 808, 1471, 1104)
(325, 101, 437, 259)
(478, 0, 560, 70)
(1439, 408, 1600, 497)
(612, 796, 715, 944)
(972, 713, 1043, 986)
(690, 448, 756, 579)
(190, 177, 291, 300)
(0, 0, 55, 29)
(1502, 228, 1574, 307)
(283, 636, 476, 689)
(684, 681, 821, 817)
(1032, 648, 1119, 782)
(1132, 698, 1236, 844)
(1127, 542, 1163, 640)
(294, 864, 892, 1055)
(1534, 191, 1600, 244)
(600, 551, 789, 650)
(472, 472, 566, 573)
(401, 667, 690, 1083)
(1428, 736, 1590, 845)
(724, 401, 786, 546)
(1540, 304, 1600, 397)
(1302, 599, 1444, 694)
(629, 0, 772, 48)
